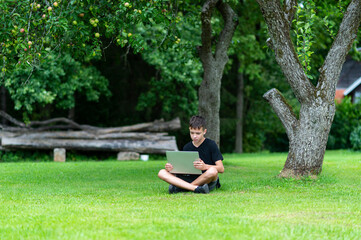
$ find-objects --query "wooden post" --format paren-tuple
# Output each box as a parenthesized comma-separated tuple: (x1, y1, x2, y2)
(54, 148, 66, 162)
(117, 152, 140, 161)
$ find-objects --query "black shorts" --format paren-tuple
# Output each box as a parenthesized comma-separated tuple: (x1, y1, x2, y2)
(175, 174, 200, 183)
(175, 174, 221, 191)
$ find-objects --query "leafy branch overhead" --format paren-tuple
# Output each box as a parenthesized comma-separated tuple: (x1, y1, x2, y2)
(1, 0, 198, 114)
(0, 0, 181, 76)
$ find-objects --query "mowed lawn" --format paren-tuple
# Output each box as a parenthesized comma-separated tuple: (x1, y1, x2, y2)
(0, 150, 360, 239)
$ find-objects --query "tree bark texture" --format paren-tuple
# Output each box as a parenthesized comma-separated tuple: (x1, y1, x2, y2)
(198, 0, 238, 146)
(257, 0, 361, 177)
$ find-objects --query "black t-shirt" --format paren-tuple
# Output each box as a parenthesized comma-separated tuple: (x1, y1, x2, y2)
(183, 138, 223, 166)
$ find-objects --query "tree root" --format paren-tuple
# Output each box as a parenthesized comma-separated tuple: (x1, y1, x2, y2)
(278, 168, 320, 179)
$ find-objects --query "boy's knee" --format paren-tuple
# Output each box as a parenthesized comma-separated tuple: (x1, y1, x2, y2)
(158, 169, 167, 179)
(158, 169, 164, 179)
(206, 167, 218, 178)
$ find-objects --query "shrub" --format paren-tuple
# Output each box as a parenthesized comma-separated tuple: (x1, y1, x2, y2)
(328, 97, 361, 149)
(350, 125, 361, 151)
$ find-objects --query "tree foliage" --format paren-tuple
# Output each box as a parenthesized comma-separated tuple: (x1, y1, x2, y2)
(1, 0, 361, 155)
(291, 0, 361, 82)
(328, 97, 361, 150)
(0, 0, 181, 111)
(5, 53, 110, 115)
(136, 6, 203, 118)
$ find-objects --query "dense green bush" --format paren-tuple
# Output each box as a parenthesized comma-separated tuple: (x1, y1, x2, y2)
(0, 150, 52, 162)
(350, 125, 361, 151)
(328, 97, 361, 149)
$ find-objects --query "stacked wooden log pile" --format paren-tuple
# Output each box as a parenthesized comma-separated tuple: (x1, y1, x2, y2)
(0, 111, 180, 156)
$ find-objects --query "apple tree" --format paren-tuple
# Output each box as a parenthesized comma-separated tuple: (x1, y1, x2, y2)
(0, 0, 178, 113)
(256, 0, 361, 177)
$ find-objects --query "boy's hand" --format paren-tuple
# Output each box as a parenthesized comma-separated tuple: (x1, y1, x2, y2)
(194, 159, 205, 170)
(165, 163, 173, 172)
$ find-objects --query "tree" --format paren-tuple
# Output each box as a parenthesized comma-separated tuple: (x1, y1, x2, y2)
(0, 0, 177, 112)
(198, 0, 238, 146)
(256, 0, 361, 177)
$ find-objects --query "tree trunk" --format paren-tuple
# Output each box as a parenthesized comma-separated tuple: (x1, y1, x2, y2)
(198, 66, 222, 145)
(263, 88, 336, 176)
(68, 93, 76, 120)
(198, 0, 238, 146)
(1, 86, 7, 125)
(257, 0, 361, 177)
(283, 101, 335, 176)
(68, 107, 75, 120)
(234, 65, 244, 153)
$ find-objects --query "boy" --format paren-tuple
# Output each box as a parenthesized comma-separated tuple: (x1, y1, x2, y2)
(158, 115, 224, 194)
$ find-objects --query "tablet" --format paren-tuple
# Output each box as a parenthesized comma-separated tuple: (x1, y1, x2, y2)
(166, 151, 202, 175)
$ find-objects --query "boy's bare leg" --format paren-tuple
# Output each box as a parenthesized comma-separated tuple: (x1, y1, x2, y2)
(191, 167, 218, 186)
(158, 169, 197, 191)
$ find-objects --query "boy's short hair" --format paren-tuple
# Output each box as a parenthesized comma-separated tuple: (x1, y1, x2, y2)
(189, 115, 206, 129)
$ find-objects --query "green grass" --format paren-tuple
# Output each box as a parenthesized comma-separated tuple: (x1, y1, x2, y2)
(1, 150, 361, 239)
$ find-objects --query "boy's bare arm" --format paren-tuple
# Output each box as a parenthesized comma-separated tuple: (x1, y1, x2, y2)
(194, 159, 224, 173)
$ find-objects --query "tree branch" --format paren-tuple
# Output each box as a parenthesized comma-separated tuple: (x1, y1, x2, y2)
(28, 117, 89, 130)
(215, 1, 238, 60)
(318, 0, 361, 102)
(283, 0, 297, 27)
(0, 110, 27, 128)
(256, 0, 316, 104)
(263, 88, 299, 140)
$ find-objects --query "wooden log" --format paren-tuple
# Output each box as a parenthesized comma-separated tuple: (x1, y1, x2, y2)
(0, 111, 27, 128)
(94, 117, 181, 133)
(0, 117, 181, 133)
(0, 116, 181, 154)
(0, 130, 17, 138)
(4, 131, 170, 140)
(1, 137, 178, 153)
(28, 117, 90, 129)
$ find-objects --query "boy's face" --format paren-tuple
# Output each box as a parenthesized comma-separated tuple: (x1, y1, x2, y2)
(189, 127, 207, 145)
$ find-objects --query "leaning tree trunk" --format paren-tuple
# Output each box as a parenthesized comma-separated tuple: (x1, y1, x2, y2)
(256, 0, 361, 177)
(198, 0, 238, 146)
(264, 89, 336, 176)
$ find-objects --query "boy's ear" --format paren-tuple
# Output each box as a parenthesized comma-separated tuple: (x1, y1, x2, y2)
(203, 128, 207, 134)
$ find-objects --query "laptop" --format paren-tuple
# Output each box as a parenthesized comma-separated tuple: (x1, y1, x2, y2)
(166, 151, 202, 175)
